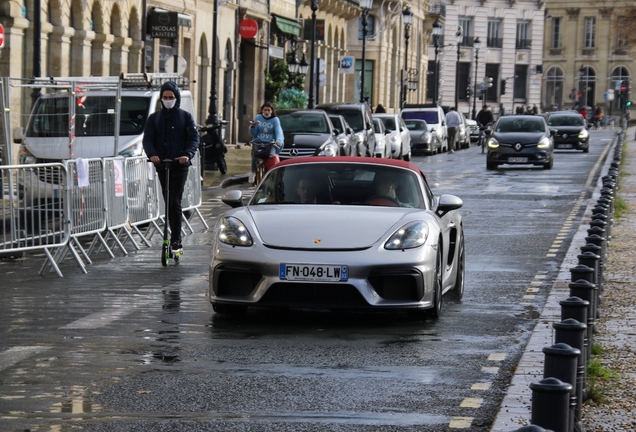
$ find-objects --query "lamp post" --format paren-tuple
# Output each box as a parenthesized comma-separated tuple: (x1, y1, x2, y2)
(455, 26, 463, 110)
(578, 66, 585, 109)
(205, 0, 221, 141)
(401, 6, 413, 108)
(359, 0, 373, 103)
(471, 36, 481, 120)
(432, 18, 442, 106)
(308, 0, 318, 108)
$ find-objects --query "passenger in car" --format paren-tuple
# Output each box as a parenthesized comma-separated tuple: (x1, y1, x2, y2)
(296, 178, 319, 204)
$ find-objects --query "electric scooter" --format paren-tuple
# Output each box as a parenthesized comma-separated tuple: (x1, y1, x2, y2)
(161, 159, 182, 266)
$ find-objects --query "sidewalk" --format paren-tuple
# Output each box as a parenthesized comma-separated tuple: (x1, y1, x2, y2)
(490, 127, 636, 431)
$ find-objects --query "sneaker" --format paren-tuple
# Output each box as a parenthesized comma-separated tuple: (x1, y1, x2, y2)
(449, 150, 455, 154)
(248, 172, 255, 184)
(170, 242, 183, 254)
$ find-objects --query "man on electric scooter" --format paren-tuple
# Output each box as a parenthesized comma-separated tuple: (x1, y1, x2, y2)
(143, 81, 200, 256)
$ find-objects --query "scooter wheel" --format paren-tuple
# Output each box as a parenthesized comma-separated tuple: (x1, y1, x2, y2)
(161, 244, 169, 267)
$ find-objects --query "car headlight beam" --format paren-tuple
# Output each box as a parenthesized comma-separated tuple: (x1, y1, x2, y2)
(578, 129, 589, 139)
(218, 216, 253, 246)
(537, 137, 551, 149)
(487, 138, 499, 149)
(385, 221, 429, 250)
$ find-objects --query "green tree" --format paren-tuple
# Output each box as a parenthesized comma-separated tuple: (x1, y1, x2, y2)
(276, 88, 308, 109)
(264, 58, 289, 104)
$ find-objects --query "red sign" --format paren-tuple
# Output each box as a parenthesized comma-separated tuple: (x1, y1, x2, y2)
(0, 24, 5, 49)
(239, 19, 258, 39)
(621, 85, 627, 92)
(575, 92, 582, 97)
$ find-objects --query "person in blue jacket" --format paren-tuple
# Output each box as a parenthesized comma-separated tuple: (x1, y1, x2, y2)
(249, 101, 284, 183)
(143, 81, 199, 254)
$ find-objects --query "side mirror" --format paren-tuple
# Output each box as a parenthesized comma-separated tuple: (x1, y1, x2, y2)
(222, 190, 244, 208)
(333, 128, 341, 135)
(435, 194, 463, 218)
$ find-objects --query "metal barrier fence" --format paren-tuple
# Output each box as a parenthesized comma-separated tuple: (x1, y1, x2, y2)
(1, 155, 204, 277)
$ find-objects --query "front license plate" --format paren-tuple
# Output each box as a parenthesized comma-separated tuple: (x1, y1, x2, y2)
(280, 264, 349, 282)
(557, 144, 573, 149)
(508, 157, 528, 163)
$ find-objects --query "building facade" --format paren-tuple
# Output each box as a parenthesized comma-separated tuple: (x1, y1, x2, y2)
(542, 0, 634, 118)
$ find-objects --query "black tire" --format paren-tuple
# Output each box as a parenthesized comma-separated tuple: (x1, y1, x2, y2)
(403, 148, 412, 161)
(486, 161, 498, 170)
(212, 303, 248, 315)
(449, 234, 465, 301)
(426, 248, 443, 319)
(161, 244, 169, 267)
(583, 145, 590, 154)
(543, 158, 554, 169)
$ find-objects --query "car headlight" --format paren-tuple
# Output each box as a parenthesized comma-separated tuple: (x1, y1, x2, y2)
(119, 141, 144, 157)
(390, 134, 398, 144)
(355, 133, 365, 144)
(218, 216, 253, 246)
(319, 142, 339, 157)
(422, 132, 432, 143)
(537, 137, 551, 149)
(19, 145, 37, 164)
(385, 221, 429, 250)
(487, 137, 499, 149)
(578, 129, 589, 139)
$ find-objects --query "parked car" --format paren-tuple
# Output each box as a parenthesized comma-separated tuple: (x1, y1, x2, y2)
(401, 104, 448, 152)
(465, 118, 480, 144)
(210, 156, 465, 319)
(404, 119, 439, 155)
(328, 114, 356, 156)
(485, 115, 555, 170)
(315, 103, 376, 157)
(455, 111, 470, 149)
(276, 109, 340, 160)
(373, 113, 411, 161)
(545, 111, 590, 153)
(372, 117, 392, 158)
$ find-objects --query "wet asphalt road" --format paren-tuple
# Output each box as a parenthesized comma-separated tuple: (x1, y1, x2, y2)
(0, 129, 617, 431)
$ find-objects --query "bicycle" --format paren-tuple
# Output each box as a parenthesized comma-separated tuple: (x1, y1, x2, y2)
(251, 140, 277, 185)
(478, 123, 493, 154)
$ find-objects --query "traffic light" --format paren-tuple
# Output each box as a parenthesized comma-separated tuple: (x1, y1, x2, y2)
(626, 101, 633, 107)
(466, 86, 471, 98)
(487, 77, 493, 88)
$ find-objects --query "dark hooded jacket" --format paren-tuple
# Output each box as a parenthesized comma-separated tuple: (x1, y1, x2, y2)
(143, 81, 200, 171)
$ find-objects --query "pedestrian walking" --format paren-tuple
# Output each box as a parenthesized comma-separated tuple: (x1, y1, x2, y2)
(445, 106, 461, 154)
(143, 81, 200, 255)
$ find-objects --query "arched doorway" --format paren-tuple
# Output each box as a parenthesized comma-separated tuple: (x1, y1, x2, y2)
(544, 66, 564, 110)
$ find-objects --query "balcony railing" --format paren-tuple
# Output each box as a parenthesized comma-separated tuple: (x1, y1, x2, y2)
(460, 36, 474, 47)
(516, 39, 532, 50)
(487, 37, 503, 48)
(429, 2, 446, 17)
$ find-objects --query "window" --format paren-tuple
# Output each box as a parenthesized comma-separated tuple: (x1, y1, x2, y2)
(551, 18, 561, 49)
(459, 17, 472, 46)
(516, 21, 530, 49)
(513, 65, 528, 101)
(457, 63, 471, 101)
(358, 15, 375, 40)
(584, 17, 596, 48)
(487, 19, 502, 48)
(485, 64, 499, 103)
(616, 17, 628, 48)
(544, 66, 564, 109)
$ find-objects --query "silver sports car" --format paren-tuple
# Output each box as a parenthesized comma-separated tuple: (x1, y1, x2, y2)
(209, 157, 465, 319)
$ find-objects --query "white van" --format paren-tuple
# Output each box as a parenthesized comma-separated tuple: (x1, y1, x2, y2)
(15, 73, 195, 164)
(400, 104, 448, 152)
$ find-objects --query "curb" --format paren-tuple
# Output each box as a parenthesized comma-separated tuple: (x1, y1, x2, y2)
(490, 129, 622, 431)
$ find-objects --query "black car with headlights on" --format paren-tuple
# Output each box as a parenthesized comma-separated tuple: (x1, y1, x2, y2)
(545, 111, 590, 153)
(485, 115, 555, 170)
(277, 109, 341, 160)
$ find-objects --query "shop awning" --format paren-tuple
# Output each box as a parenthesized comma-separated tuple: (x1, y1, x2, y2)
(273, 15, 302, 37)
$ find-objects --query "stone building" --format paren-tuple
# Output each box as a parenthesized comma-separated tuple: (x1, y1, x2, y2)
(542, 0, 634, 118)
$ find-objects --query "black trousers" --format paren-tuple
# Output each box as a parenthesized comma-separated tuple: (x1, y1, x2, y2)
(157, 168, 189, 245)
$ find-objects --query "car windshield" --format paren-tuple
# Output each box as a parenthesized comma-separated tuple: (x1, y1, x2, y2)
(251, 163, 425, 209)
(372, 119, 383, 133)
(548, 115, 585, 127)
(402, 111, 439, 124)
(378, 117, 396, 131)
(26, 95, 151, 137)
(496, 118, 546, 133)
(405, 120, 428, 131)
(278, 113, 330, 133)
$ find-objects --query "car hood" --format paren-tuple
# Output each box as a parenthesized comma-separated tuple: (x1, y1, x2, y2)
(549, 126, 585, 134)
(247, 206, 416, 249)
(284, 132, 332, 149)
(493, 131, 547, 144)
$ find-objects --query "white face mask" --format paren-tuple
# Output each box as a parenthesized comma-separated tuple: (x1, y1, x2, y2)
(163, 99, 176, 109)
(262, 114, 271, 119)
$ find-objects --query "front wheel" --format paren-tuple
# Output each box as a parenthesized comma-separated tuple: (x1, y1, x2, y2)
(426, 248, 443, 319)
(161, 243, 169, 267)
(449, 235, 465, 301)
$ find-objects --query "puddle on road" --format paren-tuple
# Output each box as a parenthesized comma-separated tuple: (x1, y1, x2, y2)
(515, 305, 541, 319)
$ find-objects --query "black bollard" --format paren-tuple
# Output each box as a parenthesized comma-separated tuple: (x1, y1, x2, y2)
(543, 343, 580, 432)
(569, 279, 597, 351)
(512, 426, 553, 432)
(585, 232, 607, 263)
(560, 297, 589, 327)
(530, 377, 573, 432)
(554, 319, 587, 432)
(578, 250, 602, 295)
(569, 265, 594, 284)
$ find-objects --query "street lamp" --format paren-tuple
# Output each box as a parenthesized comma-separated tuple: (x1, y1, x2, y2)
(471, 36, 481, 120)
(359, 0, 373, 103)
(298, 52, 310, 75)
(401, 6, 413, 108)
(308, 0, 319, 108)
(455, 26, 463, 110)
(432, 18, 442, 105)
